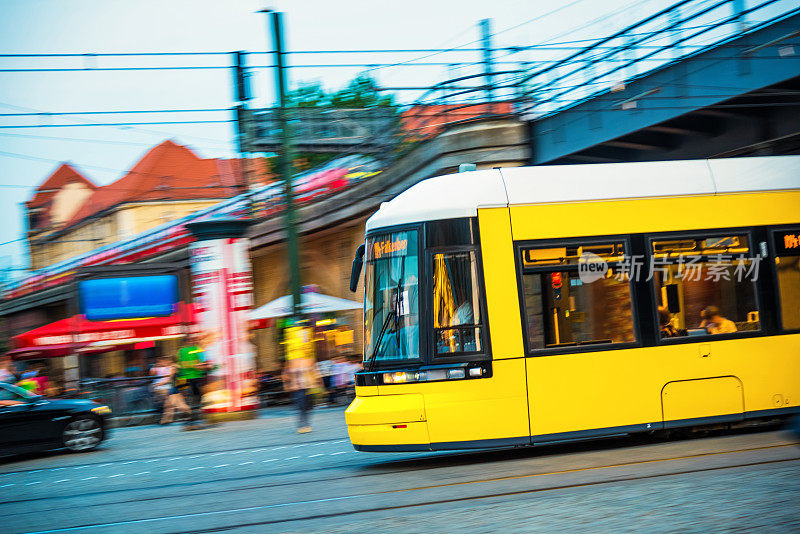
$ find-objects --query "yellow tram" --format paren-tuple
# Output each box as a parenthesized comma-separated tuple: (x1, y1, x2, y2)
(345, 156, 800, 451)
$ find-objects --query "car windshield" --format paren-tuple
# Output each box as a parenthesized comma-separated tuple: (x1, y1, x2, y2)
(364, 230, 420, 363)
(0, 383, 35, 401)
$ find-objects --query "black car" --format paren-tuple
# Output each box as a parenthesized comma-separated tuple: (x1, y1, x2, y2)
(0, 382, 110, 456)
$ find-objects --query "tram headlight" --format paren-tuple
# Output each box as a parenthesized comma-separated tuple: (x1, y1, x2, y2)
(381, 367, 484, 384)
(447, 368, 466, 379)
(425, 370, 447, 381)
(383, 371, 411, 384)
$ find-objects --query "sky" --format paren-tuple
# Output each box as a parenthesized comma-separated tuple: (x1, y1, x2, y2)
(0, 0, 672, 277)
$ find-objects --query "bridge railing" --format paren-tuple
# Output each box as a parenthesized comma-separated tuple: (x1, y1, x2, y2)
(512, 0, 800, 118)
(249, 107, 399, 153)
(388, 0, 800, 126)
(244, 0, 800, 169)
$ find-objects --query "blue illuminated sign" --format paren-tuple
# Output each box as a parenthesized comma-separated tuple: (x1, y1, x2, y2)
(79, 275, 178, 321)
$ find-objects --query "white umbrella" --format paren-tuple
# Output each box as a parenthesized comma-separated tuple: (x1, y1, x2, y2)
(248, 291, 361, 320)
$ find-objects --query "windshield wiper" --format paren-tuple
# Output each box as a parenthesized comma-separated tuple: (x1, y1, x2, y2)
(366, 309, 396, 372)
(366, 259, 407, 372)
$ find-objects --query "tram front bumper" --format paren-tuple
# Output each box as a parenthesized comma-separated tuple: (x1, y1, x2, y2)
(345, 394, 432, 451)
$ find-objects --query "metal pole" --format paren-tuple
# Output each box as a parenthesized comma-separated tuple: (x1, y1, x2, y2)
(231, 51, 255, 218)
(231, 51, 252, 201)
(264, 10, 302, 319)
(480, 19, 494, 112)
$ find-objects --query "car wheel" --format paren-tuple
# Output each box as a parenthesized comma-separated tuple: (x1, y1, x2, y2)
(62, 416, 103, 452)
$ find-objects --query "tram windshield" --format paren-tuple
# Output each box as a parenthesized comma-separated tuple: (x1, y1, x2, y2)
(364, 230, 420, 363)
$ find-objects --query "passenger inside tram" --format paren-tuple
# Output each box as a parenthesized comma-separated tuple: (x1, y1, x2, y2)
(698, 305, 738, 335)
(658, 306, 682, 338)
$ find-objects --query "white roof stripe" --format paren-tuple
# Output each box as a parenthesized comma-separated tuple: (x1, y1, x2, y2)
(365, 169, 507, 231)
(500, 159, 716, 204)
(365, 156, 800, 233)
(707, 156, 800, 193)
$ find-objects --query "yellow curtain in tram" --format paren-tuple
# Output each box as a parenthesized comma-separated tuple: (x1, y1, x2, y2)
(433, 254, 457, 352)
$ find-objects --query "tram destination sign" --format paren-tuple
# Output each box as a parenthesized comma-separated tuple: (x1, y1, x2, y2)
(775, 229, 800, 256)
(369, 235, 409, 260)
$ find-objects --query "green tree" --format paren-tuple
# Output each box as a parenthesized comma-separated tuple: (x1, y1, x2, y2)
(285, 74, 398, 169)
(329, 75, 395, 108)
(287, 74, 395, 109)
(288, 82, 327, 108)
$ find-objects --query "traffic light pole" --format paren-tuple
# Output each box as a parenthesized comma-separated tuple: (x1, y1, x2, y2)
(263, 9, 302, 318)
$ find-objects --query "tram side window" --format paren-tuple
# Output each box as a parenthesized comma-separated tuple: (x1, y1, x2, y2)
(651, 234, 760, 339)
(520, 242, 636, 351)
(775, 230, 800, 331)
(432, 250, 484, 355)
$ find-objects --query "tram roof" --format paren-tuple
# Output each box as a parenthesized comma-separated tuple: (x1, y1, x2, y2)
(365, 155, 800, 232)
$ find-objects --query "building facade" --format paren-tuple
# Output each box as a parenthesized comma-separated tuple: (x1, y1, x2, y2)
(26, 140, 266, 270)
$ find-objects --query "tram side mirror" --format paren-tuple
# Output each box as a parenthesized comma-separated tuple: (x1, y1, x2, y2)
(350, 244, 365, 293)
(665, 284, 680, 314)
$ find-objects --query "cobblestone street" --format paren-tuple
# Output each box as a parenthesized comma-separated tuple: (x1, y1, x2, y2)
(1, 407, 798, 533)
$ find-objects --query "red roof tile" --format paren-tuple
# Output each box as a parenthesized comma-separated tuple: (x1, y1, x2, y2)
(27, 163, 96, 209)
(65, 140, 249, 227)
(400, 102, 515, 139)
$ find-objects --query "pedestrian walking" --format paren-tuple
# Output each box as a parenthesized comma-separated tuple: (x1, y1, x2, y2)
(150, 357, 172, 415)
(283, 355, 322, 433)
(317, 357, 334, 405)
(176, 334, 214, 430)
(158, 361, 191, 425)
(16, 363, 50, 395)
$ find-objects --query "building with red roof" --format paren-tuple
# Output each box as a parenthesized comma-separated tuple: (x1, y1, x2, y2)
(26, 140, 271, 270)
(26, 163, 97, 232)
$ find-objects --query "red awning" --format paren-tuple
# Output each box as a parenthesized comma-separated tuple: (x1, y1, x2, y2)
(4, 343, 146, 361)
(10, 303, 196, 359)
(5, 344, 86, 360)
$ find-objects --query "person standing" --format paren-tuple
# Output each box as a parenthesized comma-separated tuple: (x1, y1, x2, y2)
(283, 355, 322, 434)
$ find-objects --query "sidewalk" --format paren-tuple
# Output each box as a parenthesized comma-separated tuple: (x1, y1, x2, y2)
(99, 405, 352, 463)
(106, 396, 352, 429)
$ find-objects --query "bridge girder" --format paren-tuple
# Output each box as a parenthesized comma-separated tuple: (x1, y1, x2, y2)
(531, 13, 800, 165)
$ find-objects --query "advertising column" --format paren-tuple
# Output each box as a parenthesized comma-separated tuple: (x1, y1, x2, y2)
(186, 218, 258, 418)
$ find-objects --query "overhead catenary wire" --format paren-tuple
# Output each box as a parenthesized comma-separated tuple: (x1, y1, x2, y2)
(0, 131, 234, 151)
(1, 1, 797, 281)
(0, 149, 262, 193)
(0, 10, 791, 155)
(0, 108, 232, 117)
(0, 119, 235, 129)
(0, 101, 239, 148)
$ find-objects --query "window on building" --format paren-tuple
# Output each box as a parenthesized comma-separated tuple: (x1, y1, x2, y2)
(774, 229, 800, 331)
(432, 250, 484, 355)
(651, 233, 760, 339)
(520, 241, 635, 351)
